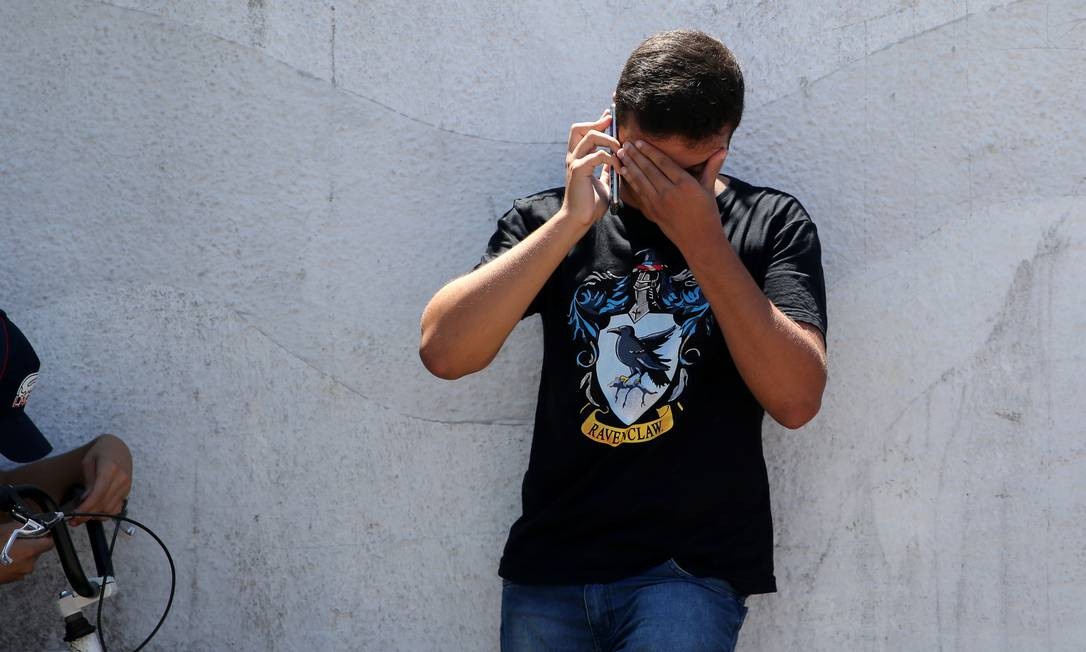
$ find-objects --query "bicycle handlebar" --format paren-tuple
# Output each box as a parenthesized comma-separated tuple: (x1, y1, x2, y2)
(61, 485, 116, 580)
(1, 484, 113, 598)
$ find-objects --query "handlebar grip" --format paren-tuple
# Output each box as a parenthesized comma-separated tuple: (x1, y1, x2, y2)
(60, 485, 115, 578)
(85, 520, 115, 578)
(11, 485, 98, 598)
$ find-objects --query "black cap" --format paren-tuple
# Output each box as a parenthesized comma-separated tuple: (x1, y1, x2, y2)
(0, 311, 52, 463)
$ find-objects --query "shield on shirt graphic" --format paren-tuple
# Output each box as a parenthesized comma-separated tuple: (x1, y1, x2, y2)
(595, 312, 682, 426)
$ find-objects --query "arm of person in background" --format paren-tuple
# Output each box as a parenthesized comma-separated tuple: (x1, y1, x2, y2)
(420, 110, 621, 379)
(0, 434, 133, 525)
(616, 140, 827, 429)
(0, 435, 131, 584)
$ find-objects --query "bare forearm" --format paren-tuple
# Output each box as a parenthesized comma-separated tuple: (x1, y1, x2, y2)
(420, 210, 590, 379)
(604, 136, 825, 426)
(1, 440, 94, 505)
(683, 232, 827, 428)
(422, 111, 620, 379)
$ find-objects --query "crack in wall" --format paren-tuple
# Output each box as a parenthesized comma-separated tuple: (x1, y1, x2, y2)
(881, 209, 1073, 436)
(87, 0, 563, 145)
(233, 309, 531, 427)
(84, 0, 1058, 151)
(867, 211, 1073, 647)
(15, 277, 535, 428)
(749, 0, 1033, 115)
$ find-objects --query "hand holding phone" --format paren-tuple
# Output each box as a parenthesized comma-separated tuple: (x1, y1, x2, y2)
(560, 109, 621, 227)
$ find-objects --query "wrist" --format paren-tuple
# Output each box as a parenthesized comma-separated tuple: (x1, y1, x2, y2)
(673, 215, 726, 260)
(553, 207, 596, 235)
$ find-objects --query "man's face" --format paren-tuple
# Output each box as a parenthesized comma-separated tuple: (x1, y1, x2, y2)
(616, 115, 731, 210)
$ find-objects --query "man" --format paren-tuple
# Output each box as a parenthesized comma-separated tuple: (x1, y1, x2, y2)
(0, 309, 133, 584)
(420, 30, 827, 650)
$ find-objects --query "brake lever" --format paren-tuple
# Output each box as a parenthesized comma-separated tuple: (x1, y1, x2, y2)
(1, 516, 49, 565)
(1, 504, 66, 564)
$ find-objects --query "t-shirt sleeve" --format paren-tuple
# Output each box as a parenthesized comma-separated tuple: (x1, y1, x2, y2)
(472, 201, 546, 318)
(762, 201, 828, 338)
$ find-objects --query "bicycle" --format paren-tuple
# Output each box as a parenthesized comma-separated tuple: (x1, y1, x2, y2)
(1, 484, 175, 651)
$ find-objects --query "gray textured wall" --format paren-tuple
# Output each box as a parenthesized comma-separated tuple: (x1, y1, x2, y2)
(1, 0, 1084, 650)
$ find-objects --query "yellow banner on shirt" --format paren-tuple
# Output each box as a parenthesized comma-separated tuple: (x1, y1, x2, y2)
(580, 405, 674, 447)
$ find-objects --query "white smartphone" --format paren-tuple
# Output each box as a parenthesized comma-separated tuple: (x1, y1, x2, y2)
(607, 103, 622, 215)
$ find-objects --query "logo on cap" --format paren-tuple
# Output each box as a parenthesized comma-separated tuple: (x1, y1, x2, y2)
(13, 372, 37, 408)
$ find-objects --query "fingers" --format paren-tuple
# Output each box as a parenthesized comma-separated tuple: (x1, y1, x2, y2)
(699, 148, 728, 191)
(630, 140, 686, 185)
(569, 128, 621, 165)
(76, 460, 129, 521)
(590, 175, 609, 206)
(11, 537, 53, 565)
(101, 475, 129, 515)
(73, 436, 133, 524)
(567, 110, 613, 154)
(19, 535, 55, 557)
(74, 475, 108, 522)
(616, 144, 658, 198)
(0, 537, 54, 584)
(569, 149, 613, 176)
(617, 141, 677, 197)
(1, 523, 55, 556)
(599, 162, 613, 193)
(1, 523, 53, 551)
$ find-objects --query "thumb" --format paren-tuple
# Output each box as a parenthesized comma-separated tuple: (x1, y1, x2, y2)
(11, 535, 54, 562)
(594, 108, 612, 128)
(25, 535, 55, 556)
(699, 148, 728, 192)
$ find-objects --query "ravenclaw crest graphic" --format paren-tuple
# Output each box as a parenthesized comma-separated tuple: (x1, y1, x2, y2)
(568, 249, 713, 446)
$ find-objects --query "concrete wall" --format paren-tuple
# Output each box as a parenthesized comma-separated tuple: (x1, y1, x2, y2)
(1, 0, 1083, 649)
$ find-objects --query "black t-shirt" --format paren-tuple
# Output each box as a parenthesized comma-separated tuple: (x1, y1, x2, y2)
(474, 175, 827, 596)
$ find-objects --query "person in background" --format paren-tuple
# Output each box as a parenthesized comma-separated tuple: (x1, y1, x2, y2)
(0, 310, 132, 584)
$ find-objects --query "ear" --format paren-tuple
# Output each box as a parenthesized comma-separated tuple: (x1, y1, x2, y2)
(698, 148, 728, 192)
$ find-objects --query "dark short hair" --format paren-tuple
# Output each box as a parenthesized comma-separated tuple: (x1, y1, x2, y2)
(615, 30, 745, 145)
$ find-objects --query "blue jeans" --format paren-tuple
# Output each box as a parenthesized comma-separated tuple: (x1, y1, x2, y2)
(500, 559, 749, 651)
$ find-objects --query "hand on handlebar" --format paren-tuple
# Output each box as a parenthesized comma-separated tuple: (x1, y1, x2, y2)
(71, 434, 132, 526)
(0, 522, 54, 584)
